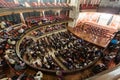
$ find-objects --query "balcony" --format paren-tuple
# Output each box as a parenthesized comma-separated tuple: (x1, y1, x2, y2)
(80, 4, 98, 10)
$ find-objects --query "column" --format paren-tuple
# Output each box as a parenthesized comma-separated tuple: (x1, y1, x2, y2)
(38, 0, 40, 6)
(55, 11, 57, 16)
(14, 0, 19, 4)
(54, 0, 57, 4)
(20, 12, 25, 24)
(69, 0, 80, 27)
(66, 10, 69, 16)
(40, 12, 42, 17)
(57, 10, 61, 16)
(42, 11, 45, 18)
(67, 0, 70, 4)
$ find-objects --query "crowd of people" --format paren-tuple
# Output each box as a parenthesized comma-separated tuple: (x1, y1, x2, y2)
(29, 24, 66, 38)
(91, 33, 120, 75)
(17, 26, 120, 79)
(0, 19, 41, 79)
(55, 43, 103, 70)
(19, 31, 103, 71)
(73, 22, 116, 47)
(45, 24, 66, 32)
(26, 15, 71, 26)
(0, 15, 70, 74)
(0, 15, 120, 80)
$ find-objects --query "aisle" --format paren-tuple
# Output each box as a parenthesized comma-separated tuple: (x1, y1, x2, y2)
(48, 48, 68, 71)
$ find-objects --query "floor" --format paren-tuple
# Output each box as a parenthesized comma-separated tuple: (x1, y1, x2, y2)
(1, 28, 120, 80)
(88, 64, 120, 80)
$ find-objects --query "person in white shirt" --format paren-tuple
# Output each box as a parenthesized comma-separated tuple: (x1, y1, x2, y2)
(7, 39, 16, 45)
(18, 28, 24, 34)
(34, 71, 43, 80)
(32, 57, 42, 67)
(0, 21, 6, 29)
(4, 54, 15, 65)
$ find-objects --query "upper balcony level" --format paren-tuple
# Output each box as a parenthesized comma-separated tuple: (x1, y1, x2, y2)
(0, 0, 73, 16)
(0, 7, 73, 17)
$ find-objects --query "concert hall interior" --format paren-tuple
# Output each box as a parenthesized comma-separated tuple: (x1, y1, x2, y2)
(0, 0, 120, 80)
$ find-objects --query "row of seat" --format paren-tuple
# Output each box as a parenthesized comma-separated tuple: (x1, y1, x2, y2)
(0, 0, 70, 8)
(80, 4, 98, 9)
(0, 0, 19, 8)
(0, 24, 28, 38)
(29, 2, 69, 7)
(29, 24, 65, 38)
(19, 30, 102, 71)
(26, 15, 70, 26)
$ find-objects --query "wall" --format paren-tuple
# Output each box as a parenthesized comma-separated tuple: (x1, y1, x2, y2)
(75, 12, 120, 30)
(100, 0, 120, 7)
(68, 0, 80, 27)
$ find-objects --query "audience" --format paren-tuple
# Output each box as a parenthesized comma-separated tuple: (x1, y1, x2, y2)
(0, 15, 120, 80)
(29, 24, 65, 38)
(25, 15, 72, 26)
(34, 71, 43, 80)
(20, 31, 103, 70)
(92, 62, 107, 74)
(114, 48, 120, 64)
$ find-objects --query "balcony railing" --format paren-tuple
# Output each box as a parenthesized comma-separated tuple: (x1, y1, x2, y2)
(0, 6, 73, 14)
(80, 4, 99, 10)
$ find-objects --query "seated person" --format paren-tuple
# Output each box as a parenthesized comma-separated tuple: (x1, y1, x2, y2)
(18, 28, 24, 34)
(115, 48, 120, 64)
(14, 61, 26, 70)
(110, 39, 119, 45)
(34, 71, 43, 80)
(4, 54, 15, 66)
(108, 39, 119, 52)
(0, 21, 6, 29)
(31, 57, 42, 67)
(7, 38, 16, 45)
(92, 63, 107, 74)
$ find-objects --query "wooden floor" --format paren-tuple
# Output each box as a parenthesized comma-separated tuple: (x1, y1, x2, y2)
(67, 27, 116, 48)
(4, 65, 93, 80)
